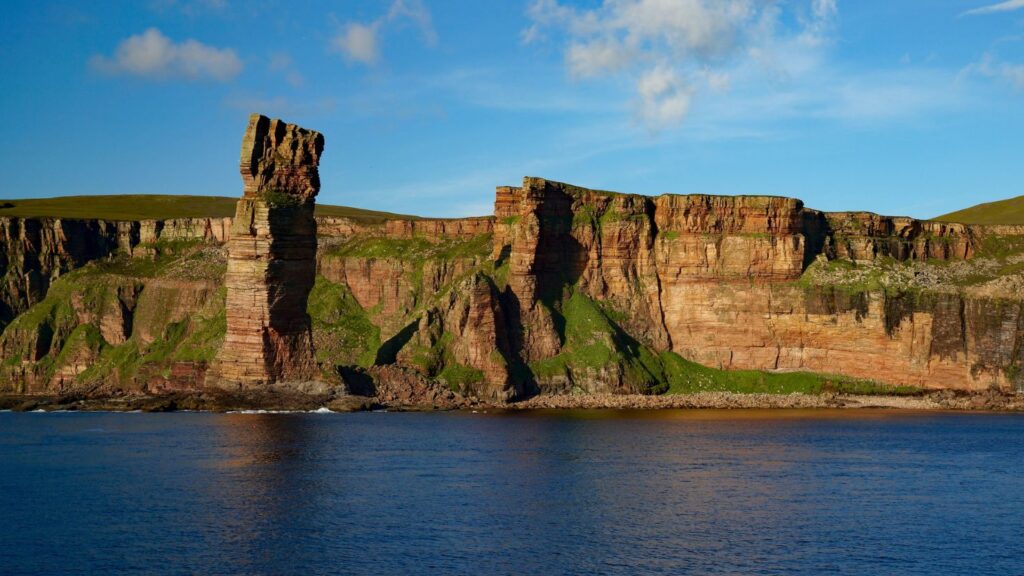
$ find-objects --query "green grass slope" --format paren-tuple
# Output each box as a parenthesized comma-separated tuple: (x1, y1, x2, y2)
(935, 195, 1024, 225)
(0, 194, 420, 223)
(525, 289, 920, 396)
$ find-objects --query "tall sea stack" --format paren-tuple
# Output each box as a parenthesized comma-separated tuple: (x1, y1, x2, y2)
(208, 113, 325, 389)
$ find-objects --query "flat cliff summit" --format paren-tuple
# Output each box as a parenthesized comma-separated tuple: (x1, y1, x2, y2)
(0, 114, 1021, 411)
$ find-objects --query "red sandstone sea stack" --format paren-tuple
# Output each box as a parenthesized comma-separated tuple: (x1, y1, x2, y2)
(208, 114, 325, 390)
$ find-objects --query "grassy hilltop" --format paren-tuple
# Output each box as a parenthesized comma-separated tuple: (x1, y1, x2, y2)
(935, 195, 1024, 225)
(7, 192, 1023, 226)
(0, 194, 420, 223)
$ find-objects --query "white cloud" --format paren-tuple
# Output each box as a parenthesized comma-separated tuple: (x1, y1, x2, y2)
(813, 0, 838, 19)
(798, 0, 838, 47)
(703, 69, 731, 91)
(1005, 65, 1024, 88)
(636, 66, 692, 127)
(90, 28, 242, 81)
(567, 39, 634, 77)
(334, 22, 381, 65)
(331, 0, 436, 66)
(387, 0, 437, 46)
(963, 53, 1024, 89)
(524, 0, 838, 131)
(523, 0, 601, 43)
(531, 0, 755, 59)
(616, 0, 753, 57)
(961, 0, 1024, 16)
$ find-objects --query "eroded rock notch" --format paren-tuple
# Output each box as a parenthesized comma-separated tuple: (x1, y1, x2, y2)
(209, 113, 325, 389)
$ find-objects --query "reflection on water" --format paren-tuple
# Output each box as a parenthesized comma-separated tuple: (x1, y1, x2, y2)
(2, 410, 1023, 575)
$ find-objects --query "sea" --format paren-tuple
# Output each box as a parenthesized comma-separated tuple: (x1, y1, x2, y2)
(1, 409, 1022, 575)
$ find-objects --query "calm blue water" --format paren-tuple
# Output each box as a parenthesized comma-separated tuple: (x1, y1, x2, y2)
(1, 409, 1022, 575)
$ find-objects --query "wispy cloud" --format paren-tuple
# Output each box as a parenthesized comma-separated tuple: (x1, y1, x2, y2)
(962, 53, 1024, 90)
(425, 67, 621, 114)
(961, 0, 1024, 16)
(148, 0, 227, 16)
(222, 94, 338, 117)
(355, 169, 505, 217)
(90, 28, 242, 81)
(268, 53, 304, 87)
(523, 0, 838, 131)
(331, 0, 436, 66)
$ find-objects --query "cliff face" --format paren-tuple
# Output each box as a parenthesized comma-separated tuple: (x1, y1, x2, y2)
(207, 114, 325, 389)
(0, 217, 229, 330)
(0, 243, 225, 395)
(488, 178, 1021, 393)
(1, 172, 1021, 401)
(313, 225, 505, 399)
(819, 212, 976, 262)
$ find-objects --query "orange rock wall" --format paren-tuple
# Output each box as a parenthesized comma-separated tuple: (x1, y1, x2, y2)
(494, 178, 1022, 392)
(3, 173, 1022, 396)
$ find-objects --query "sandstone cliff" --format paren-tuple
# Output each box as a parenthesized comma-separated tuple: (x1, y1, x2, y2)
(1, 165, 1021, 402)
(488, 178, 1020, 393)
(0, 216, 229, 331)
(0, 242, 225, 395)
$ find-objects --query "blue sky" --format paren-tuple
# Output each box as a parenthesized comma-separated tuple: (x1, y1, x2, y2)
(1, 0, 1022, 218)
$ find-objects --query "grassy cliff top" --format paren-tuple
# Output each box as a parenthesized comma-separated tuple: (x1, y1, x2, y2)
(0, 194, 420, 223)
(526, 177, 803, 203)
(935, 195, 1024, 225)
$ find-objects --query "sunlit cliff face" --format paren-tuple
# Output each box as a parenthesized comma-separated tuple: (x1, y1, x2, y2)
(209, 114, 325, 390)
(0, 174, 1021, 398)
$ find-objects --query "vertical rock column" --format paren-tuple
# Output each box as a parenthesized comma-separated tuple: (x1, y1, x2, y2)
(209, 113, 325, 389)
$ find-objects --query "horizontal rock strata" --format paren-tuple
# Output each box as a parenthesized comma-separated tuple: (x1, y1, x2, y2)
(207, 114, 324, 389)
(1, 172, 1021, 401)
(492, 177, 1022, 393)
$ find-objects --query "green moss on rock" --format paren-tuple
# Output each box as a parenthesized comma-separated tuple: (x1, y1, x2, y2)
(438, 362, 485, 392)
(308, 275, 381, 369)
(661, 353, 918, 395)
(528, 291, 670, 394)
(524, 289, 923, 397)
(325, 233, 492, 262)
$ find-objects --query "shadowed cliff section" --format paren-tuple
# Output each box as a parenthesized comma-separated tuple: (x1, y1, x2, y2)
(0, 217, 230, 331)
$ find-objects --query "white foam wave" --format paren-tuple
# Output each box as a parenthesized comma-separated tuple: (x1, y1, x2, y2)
(227, 407, 337, 414)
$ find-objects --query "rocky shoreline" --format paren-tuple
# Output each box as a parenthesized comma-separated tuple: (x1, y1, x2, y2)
(2, 389, 1022, 413)
(507, 390, 1024, 411)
